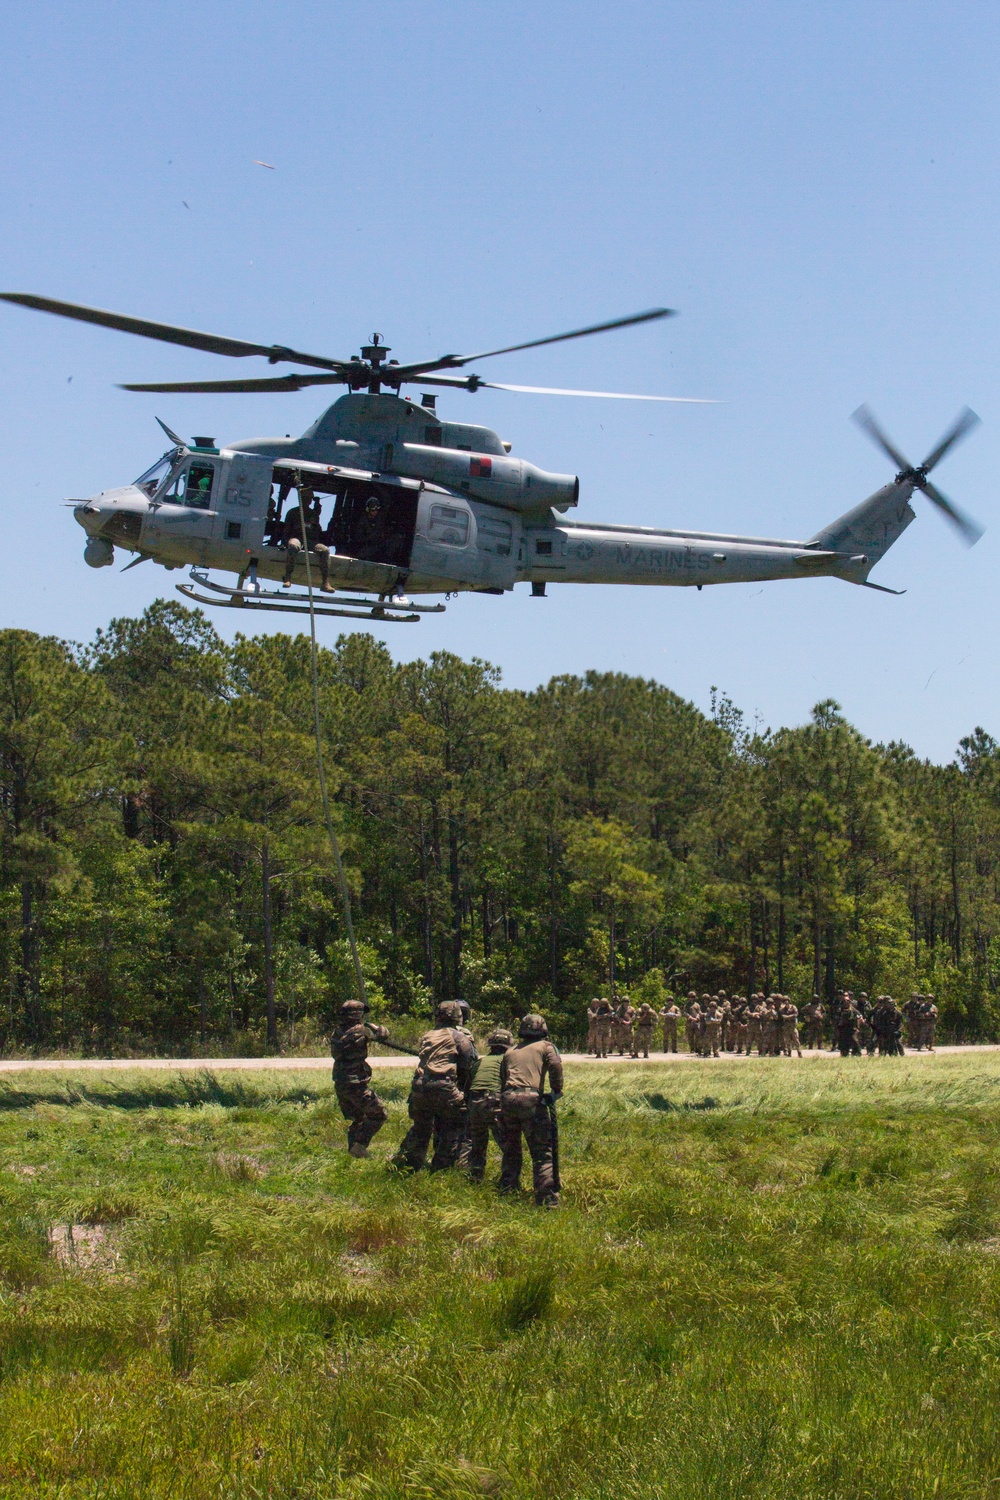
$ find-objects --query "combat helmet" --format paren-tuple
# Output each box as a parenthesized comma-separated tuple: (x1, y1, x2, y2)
(487, 1027, 514, 1049)
(436, 1001, 463, 1025)
(340, 999, 366, 1021)
(519, 1013, 548, 1039)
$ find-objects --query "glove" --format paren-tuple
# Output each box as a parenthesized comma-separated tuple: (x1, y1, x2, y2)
(373, 1025, 389, 1042)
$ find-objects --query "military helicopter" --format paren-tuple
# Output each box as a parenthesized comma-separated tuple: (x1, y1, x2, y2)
(1, 292, 985, 624)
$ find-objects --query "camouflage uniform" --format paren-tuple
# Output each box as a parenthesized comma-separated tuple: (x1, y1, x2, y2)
(684, 998, 703, 1056)
(732, 999, 748, 1055)
(904, 994, 925, 1050)
(761, 1001, 781, 1057)
(660, 1002, 680, 1053)
(585, 999, 601, 1055)
(856, 993, 876, 1056)
(593, 997, 613, 1058)
(836, 1002, 862, 1057)
(745, 999, 763, 1057)
(498, 1016, 564, 1206)
(703, 1004, 722, 1058)
(634, 1003, 657, 1058)
(801, 999, 825, 1050)
(393, 1003, 478, 1172)
(871, 996, 892, 1055)
(461, 1028, 512, 1181)
(616, 1000, 637, 1057)
(778, 998, 802, 1057)
(330, 1000, 390, 1157)
(721, 998, 735, 1052)
(921, 998, 938, 1051)
(281, 492, 333, 591)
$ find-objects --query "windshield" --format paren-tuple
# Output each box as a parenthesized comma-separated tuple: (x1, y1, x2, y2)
(134, 452, 175, 498)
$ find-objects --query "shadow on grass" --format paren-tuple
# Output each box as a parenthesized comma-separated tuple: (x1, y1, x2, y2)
(644, 1092, 720, 1112)
(0, 1072, 333, 1113)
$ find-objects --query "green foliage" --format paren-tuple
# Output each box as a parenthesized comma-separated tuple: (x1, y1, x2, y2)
(1, 607, 1000, 1051)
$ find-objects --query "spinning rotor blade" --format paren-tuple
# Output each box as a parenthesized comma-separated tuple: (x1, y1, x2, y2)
(121, 373, 347, 394)
(853, 402, 984, 547)
(921, 406, 980, 473)
(482, 381, 710, 401)
(410, 372, 710, 401)
(0, 293, 347, 371)
(916, 478, 984, 547)
(391, 307, 675, 378)
(851, 404, 912, 472)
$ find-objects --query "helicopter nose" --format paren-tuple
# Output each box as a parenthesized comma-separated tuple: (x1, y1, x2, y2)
(72, 500, 102, 532)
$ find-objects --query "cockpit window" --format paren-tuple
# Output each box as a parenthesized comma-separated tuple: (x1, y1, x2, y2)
(134, 452, 174, 498)
(163, 461, 216, 509)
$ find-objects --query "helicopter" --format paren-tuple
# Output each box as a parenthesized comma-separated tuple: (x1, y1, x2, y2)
(1, 292, 985, 625)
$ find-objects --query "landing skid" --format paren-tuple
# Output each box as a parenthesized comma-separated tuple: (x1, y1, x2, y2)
(176, 569, 444, 624)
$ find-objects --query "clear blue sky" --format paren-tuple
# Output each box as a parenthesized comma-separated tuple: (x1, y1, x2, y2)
(1, 1, 997, 760)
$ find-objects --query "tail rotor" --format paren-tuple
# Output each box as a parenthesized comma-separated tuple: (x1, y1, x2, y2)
(851, 404, 983, 546)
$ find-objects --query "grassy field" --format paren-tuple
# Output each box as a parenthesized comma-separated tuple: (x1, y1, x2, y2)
(1, 1055, 1000, 1499)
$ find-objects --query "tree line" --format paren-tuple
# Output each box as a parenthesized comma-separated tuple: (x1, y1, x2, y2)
(1, 601, 998, 1052)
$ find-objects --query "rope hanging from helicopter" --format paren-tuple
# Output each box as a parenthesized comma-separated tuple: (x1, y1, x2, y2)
(294, 478, 369, 1011)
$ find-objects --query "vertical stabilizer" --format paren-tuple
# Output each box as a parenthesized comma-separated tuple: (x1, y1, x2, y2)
(809, 481, 915, 578)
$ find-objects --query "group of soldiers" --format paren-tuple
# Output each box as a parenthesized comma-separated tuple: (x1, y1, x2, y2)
(330, 999, 563, 1207)
(585, 989, 939, 1059)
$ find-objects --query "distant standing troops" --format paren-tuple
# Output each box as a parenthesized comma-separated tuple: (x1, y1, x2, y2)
(582, 986, 940, 1058)
(905, 993, 938, 1051)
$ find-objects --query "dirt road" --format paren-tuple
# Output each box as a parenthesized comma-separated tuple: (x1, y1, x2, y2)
(0, 1046, 996, 1073)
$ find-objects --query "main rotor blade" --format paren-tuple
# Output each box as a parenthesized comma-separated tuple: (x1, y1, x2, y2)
(120, 373, 348, 394)
(0, 293, 347, 372)
(921, 406, 981, 473)
(156, 416, 186, 445)
(400, 372, 711, 400)
(851, 404, 912, 472)
(391, 307, 676, 378)
(917, 478, 984, 547)
(483, 381, 713, 401)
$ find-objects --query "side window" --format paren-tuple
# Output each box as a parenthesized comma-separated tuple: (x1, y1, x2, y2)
(478, 517, 512, 557)
(162, 462, 216, 508)
(185, 463, 215, 509)
(427, 503, 469, 548)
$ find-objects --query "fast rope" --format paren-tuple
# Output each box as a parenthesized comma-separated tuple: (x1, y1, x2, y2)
(296, 485, 368, 1008)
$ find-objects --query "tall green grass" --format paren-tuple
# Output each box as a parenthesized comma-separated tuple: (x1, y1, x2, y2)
(0, 1055, 998, 1497)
